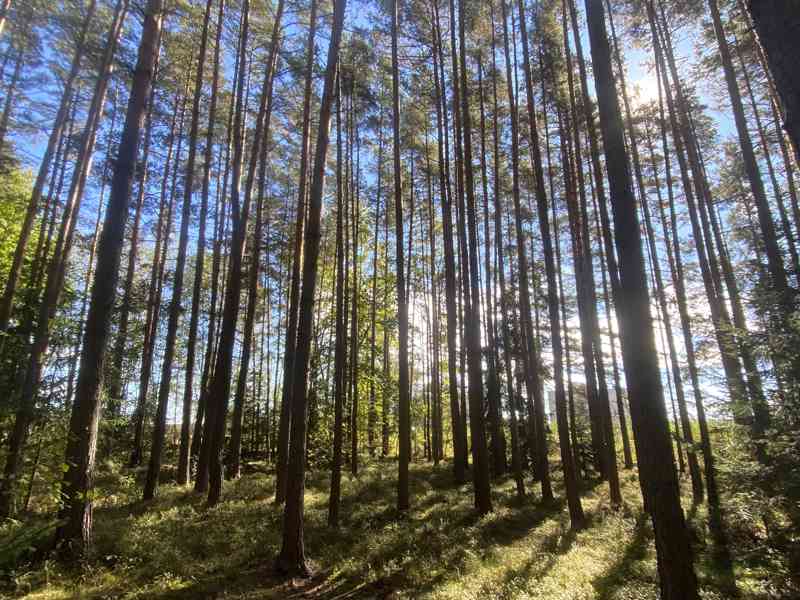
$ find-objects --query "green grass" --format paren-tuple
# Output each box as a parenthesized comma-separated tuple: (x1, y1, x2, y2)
(0, 458, 794, 599)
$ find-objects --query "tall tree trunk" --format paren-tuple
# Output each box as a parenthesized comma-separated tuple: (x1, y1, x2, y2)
(275, 0, 346, 575)
(54, 0, 163, 555)
(130, 86, 187, 468)
(275, 0, 319, 505)
(144, 0, 217, 498)
(368, 112, 384, 459)
(649, 4, 750, 426)
(430, 0, 466, 482)
(392, 0, 411, 512)
(477, 59, 504, 478)
(745, 1, 800, 161)
(227, 0, 286, 483)
(0, 0, 128, 519)
(457, 0, 492, 515)
(503, 0, 553, 502)
(708, 0, 793, 324)
(584, 1, 699, 597)
(490, 0, 524, 496)
(328, 76, 346, 527)
(178, 0, 225, 486)
(107, 62, 159, 417)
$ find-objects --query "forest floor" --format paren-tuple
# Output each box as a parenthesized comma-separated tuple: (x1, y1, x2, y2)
(0, 457, 793, 599)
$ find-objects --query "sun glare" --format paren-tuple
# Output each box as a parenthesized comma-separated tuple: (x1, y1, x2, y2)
(630, 73, 660, 107)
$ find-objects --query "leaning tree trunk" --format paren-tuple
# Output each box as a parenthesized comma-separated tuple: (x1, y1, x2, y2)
(745, 0, 800, 162)
(0, 0, 128, 519)
(54, 0, 163, 555)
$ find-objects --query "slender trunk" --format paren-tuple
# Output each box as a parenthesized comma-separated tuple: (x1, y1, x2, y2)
(275, 0, 318, 505)
(145, 0, 216, 496)
(130, 87, 186, 467)
(477, 60, 504, 478)
(55, 0, 163, 554)
(503, 0, 553, 502)
(368, 113, 384, 459)
(392, 0, 411, 512)
(709, 0, 793, 326)
(584, 1, 699, 597)
(430, 0, 465, 482)
(227, 0, 286, 483)
(328, 76, 346, 527)
(276, 0, 346, 574)
(0, 0, 128, 518)
(178, 0, 225, 486)
(457, 0, 492, 514)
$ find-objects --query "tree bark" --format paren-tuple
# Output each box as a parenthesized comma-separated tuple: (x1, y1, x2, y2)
(276, 0, 346, 575)
(584, 1, 699, 597)
(54, 0, 163, 555)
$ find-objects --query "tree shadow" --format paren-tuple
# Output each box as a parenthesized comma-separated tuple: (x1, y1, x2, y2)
(591, 513, 652, 600)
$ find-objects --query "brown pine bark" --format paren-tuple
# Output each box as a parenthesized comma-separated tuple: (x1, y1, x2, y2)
(503, 0, 553, 502)
(489, 0, 524, 497)
(430, 0, 466, 482)
(368, 112, 384, 459)
(275, 0, 346, 575)
(0, 0, 128, 519)
(227, 0, 286, 483)
(745, 1, 800, 161)
(328, 77, 346, 527)
(457, 0, 492, 515)
(708, 0, 793, 323)
(583, 1, 699, 597)
(649, 5, 750, 424)
(54, 0, 164, 554)
(130, 86, 187, 468)
(107, 59, 159, 417)
(274, 0, 318, 501)
(178, 0, 225, 486)
(392, 0, 411, 512)
(477, 59, 505, 478)
(144, 0, 219, 498)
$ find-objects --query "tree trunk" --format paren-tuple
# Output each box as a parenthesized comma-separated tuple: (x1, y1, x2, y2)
(430, 0, 466, 482)
(275, 0, 346, 575)
(130, 87, 186, 468)
(745, 0, 800, 161)
(584, 1, 699, 597)
(144, 0, 217, 498)
(502, 0, 553, 502)
(392, 0, 411, 513)
(226, 0, 286, 483)
(457, 0, 492, 515)
(178, 0, 224, 486)
(54, 0, 163, 555)
(0, 0, 128, 519)
(328, 75, 346, 527)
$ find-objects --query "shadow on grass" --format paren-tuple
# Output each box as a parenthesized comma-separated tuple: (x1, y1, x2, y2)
(591, 512, 651, 600)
